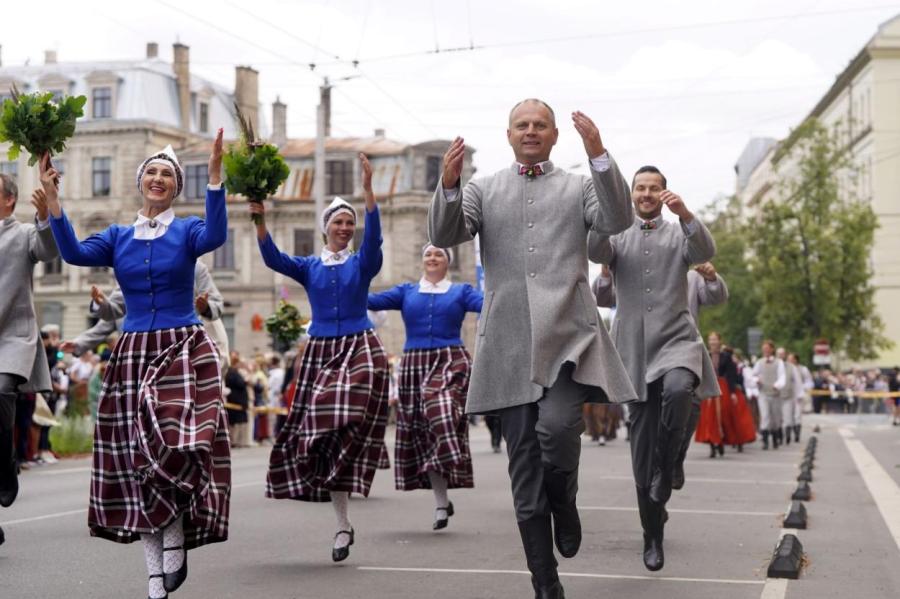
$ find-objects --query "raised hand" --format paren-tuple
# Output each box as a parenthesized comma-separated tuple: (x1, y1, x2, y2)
(38, 153, 60, 204)
(661, 190, 693, 222)
(90, 285, 107, 306)
(695, 262, 717, 281)
(209, 128, 224, 186)
(359, 153, 373, 194)
(442, 137, 465, 189)
(571, 111, 605, 158)
(195, 292, 210, 315)
(248, 201, 267, 239)
(31, 188, 49, 221)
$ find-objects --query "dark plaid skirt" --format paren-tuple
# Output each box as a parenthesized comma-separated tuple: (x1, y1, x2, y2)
(266, 330, 389, 502)
(395, 346, 474, 491)
(89, 326, 230, 549)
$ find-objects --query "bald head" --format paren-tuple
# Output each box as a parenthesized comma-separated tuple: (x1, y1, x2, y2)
(509, 98, 556, 127)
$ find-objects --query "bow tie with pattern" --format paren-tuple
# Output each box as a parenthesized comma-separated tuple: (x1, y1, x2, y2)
(640, 220, 657, 230)
(519, 164, 544, 178)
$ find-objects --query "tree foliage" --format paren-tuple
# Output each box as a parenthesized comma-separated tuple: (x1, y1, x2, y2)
(748, 118, 889, 362)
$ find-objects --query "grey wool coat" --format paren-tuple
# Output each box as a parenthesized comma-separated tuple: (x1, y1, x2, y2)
(0, 216, 59, 392)
(428, 157, 638, 413)
(591, 215, 720, 402)
(686, 270, 728, 326)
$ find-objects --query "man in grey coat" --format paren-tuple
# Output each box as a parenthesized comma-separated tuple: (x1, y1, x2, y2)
(429, 99, 635, 599)
(0, 174, 59, 513)
(592, 165, 717, 572)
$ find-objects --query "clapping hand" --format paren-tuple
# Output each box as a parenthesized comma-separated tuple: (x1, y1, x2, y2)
(90, 285, 107, 306)
(31, 188, 49, 221)
(571, 111, 606, 158)
(661, 190, 693, 222)
(695, 262, 717, 281)
(195, 292, 210, 315)
(441, 137, 465, 189)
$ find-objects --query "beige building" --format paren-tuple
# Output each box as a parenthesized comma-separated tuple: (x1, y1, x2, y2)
(1, 43, 478, 359)
(735, 14, 900, 367)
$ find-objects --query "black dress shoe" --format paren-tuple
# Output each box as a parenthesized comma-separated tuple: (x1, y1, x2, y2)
(0, 525, 5, 546)
(148, 573, 168, 599)
(162, 545, 187, 592)
(671, 461, 685, 490)
(531, 576, 566, 599)
(332, 528, 355, 562)
(433, 501, 455, 530)
(708, 444, 717, 458)
(642, 532, 664, 571)
(543, 467, 581, 558)
(649, 466, 672, 505)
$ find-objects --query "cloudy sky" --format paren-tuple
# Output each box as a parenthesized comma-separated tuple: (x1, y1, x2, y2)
(3, 0, 898, 211)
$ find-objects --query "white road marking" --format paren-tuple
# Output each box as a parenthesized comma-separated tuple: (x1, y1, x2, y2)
(35, 466, 91, 476)
(580, 506, 777, 517)
(840, 427, 900, 553)
(593, 475, 793, 485)
(759, 577, 788, 599)
(358, 566, 763, 585)
(0, 508, 87, 526)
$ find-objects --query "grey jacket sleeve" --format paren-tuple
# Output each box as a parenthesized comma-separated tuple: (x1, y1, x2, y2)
(682, 219, 716, 266)
(583, 154, 634, 237)
(72, 318, 117, 357)
(588, 232, 616, 264)
(592, 274, 617, 308)
(194, 261, 224, 320)
(697, 273, 729, 307)
(427, 177, 483, 248)
(96, 289, 126, 322)
(28, 221, 60, 263)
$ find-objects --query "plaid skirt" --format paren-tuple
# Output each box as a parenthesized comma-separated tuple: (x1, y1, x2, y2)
(395, 346, 474, 491)
(89, 326, 230, 549)
(266, 330, 389, 502)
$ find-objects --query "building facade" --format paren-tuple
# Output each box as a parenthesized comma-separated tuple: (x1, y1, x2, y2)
(735, 14, 900, 367)
(1, 43, 478, 360)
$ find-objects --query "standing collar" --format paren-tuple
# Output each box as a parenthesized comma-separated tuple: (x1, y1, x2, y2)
(511, 160, 554, 175)
(321, 246, 352, 265)
(418, 277, 452, 294)
(134, 207, 175, 228)
(635, 214, 664, 229)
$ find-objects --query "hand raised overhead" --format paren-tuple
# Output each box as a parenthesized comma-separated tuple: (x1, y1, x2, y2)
(571, 111, 606, 158)
(209, 128, 224, 186)
(661, 190, 693, 221)
(441, 137, 465, 189)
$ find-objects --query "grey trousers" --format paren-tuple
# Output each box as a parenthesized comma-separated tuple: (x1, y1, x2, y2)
(499, 363, 590, 521)
(629, 368, 696, 489)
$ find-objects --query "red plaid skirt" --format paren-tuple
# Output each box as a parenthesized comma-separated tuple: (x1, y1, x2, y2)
(89, 326, 230, 549)
(266, 330, 389, 502)
(395, 346, 474, 491)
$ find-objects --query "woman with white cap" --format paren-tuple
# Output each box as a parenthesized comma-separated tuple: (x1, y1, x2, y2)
(251, 153, 389, 563)
(368, 244, 482, 530)
(37, 131, 230, 599)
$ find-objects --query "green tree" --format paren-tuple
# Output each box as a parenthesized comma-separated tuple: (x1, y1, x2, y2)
(698, 195, 761, 354)
(749, 118, 890, 362)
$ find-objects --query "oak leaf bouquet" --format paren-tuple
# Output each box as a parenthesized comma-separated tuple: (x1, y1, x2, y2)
(0, 85, 86, 182)
(223, 103, 290, 224)
(265, 300, 308, 347)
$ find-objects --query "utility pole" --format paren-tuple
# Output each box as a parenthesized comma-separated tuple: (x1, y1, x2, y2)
(314, 77, 331, 253)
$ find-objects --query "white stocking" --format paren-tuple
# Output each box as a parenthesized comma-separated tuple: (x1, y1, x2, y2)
(162, 517, 185, 574)
(331, 491, 352, 549)
(428, 471, 450, 514)
(141, 531, 166, 599)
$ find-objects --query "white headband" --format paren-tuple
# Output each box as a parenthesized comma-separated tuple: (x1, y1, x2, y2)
(320, 197, 357, 234)
(422, 243, 452, 264)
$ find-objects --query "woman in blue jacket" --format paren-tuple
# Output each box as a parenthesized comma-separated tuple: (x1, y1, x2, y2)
(369, 244, 483, 530)
(38, 132, 229, 599)
(251, 154, 388, 563)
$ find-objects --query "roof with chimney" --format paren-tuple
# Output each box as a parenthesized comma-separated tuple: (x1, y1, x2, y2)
(0, 54, 264, 139)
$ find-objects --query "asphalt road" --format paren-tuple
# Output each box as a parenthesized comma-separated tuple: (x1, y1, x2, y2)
(1, 414, 898, 599)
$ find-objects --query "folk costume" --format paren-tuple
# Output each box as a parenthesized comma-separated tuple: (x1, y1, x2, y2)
(429, 153, 635, 597)
(368, 245, 483, 529)
(593, 213, 718, 571)
(260, 197, 389, 561)
(48, 145, 230, 598)
(0, 207, 58, 513)
(751, 356, 786, 449)
(696, 348, 756, 453)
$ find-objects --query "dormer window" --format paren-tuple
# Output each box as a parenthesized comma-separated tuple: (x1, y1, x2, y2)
(92, 87, 112, 118)
(199, 102, 209, 133)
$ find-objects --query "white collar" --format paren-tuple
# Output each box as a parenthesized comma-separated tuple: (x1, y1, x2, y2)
(418, 277, 452, 294)
(321, 246, 352, 265)
(134, 207, 175, 228)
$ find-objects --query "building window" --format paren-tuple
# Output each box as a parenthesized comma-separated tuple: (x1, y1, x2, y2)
(0, 161, 17, 180)
(40, 301, 64, 335)
(199, 102, 209, 133)
(49, 89, 65, 103)
(92, 86, 112, 118)
(44, 256, 63, 276)
(185, 164, 207, 201)
(426, 155, 441, 190)
(326, 160, 353, 195)
(221, 313, 236, 352)
(294, 228, 315, 256)
(92, 157, 111, 196)
(214, 228, 236, 269)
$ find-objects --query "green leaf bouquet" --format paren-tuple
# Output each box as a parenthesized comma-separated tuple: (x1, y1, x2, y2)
(223, 103, 290, 223)
(0, 84, 86, 166)
(265, 300, 307, 347)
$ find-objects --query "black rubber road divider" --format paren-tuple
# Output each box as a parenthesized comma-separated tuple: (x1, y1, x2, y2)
(792, 480, 811, 501)
(767, 534, 805, 579)
(783, 501, 808, 529)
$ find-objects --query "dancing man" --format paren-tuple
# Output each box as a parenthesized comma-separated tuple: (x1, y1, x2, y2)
(592, 165, 718, 571)
(430, 100, 635, 599)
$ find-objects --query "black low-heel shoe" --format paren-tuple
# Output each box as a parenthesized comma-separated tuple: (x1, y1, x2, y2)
(332, 528, 355, 562)
(0, 525, 5, 546)
(433, 501, 455, 530)
(148, 573, 168, 599)
(162, 546, 187, 592)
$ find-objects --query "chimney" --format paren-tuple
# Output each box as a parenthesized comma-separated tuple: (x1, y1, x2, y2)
(45, 50, 57, 65)
(173, 43, 191, 131)
(234, 66, 260, 135)
(146, 42, 159, 59)
(374, 128, 385, 138)
(272, 97, 287, 147)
